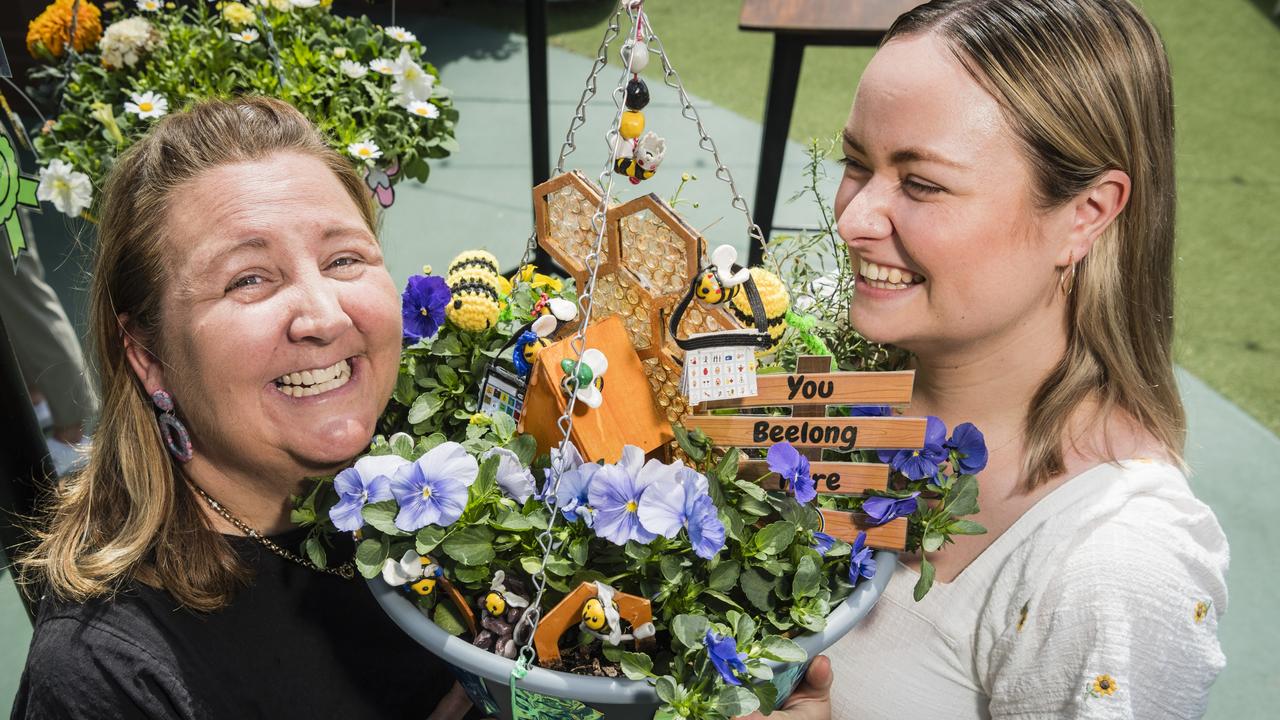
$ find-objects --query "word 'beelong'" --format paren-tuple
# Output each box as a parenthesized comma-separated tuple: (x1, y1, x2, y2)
(752, 420, 858, 450)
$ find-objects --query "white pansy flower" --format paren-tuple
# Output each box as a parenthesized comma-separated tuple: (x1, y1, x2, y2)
(136, 0, 162, 12)
(37, 160, 93, 217)
(124, 91, 169, 120)
(368, 58, 395, 75)
(230, 28, 259, 44)
(404, 100, 439, 120)
(339, 59, 368, 79)
(291, 0, 321, 7)
(99, 17, 163, 70)
(385, 26, 417, 43)
(390, 47, 435, 106)
(347, 141, 383, 162)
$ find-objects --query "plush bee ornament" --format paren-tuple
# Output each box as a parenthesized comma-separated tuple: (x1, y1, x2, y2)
(694, 244, 752, 305)
(445, 250, 503, 333)
(728, 267, 790, 356)
(512, 298, 578, 377)
(560, 348, 609, 409)
(472, 570, 531, 659)
(578, 582, 656, 647)
(614, 131, 666, 185)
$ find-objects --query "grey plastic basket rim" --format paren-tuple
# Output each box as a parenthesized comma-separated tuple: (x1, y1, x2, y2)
(369, 549, 896, 705)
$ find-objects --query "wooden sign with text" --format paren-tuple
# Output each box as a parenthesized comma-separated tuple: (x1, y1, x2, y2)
(685, 357, 923, 551)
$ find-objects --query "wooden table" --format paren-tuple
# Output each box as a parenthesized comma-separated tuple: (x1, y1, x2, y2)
(740, 0, 923, 265)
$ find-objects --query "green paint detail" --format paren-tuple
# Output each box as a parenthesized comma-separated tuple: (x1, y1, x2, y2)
(511, 687, 604, 720)
(0, 135, 40, 264)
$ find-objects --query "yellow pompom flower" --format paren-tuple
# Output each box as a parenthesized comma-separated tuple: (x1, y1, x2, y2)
(221, 2, 256, 26)
(1089, 675, 1118, 698)
(26, 0, 102, 60)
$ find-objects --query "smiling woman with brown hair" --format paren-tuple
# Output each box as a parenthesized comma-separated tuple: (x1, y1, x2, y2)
(823, 0, 1229, 717)
(14, 97, 470, 719)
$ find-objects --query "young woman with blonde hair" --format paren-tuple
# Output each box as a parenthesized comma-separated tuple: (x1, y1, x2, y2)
(826, 0, 1228, 717)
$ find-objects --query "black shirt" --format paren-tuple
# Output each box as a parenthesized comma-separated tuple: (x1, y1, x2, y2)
(12, 528, 455, 719)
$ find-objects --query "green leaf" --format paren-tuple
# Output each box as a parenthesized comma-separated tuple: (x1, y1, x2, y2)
(415, 525, 447, 555)
(757, 635, 807, 663)
(732, 612, 757, 642)
(407, 393, 443, 424)
(354, 537, 388, 579)
(508, 434, 537, 465)
(493, 509, 534, 531)
(753, 520, 798, 556)
(441, 525, 496, 566)
(945, 474, 980, 517)
(436, 364, 459, 387)
(454, 565, 491, 583)
(469, 455, 499, 503)
(741, 567, 778, 612)
(914, 556, 936, 601)
(568, 537, 590, 566)
(733, 479, 768, 502)
(624, 541, 652, 562)
(714, 685, 759, 717)
(433, 600, 468, 636)
(654, 676, 679, 704)
(389, 432, 415, 459)
(671, 614, 710, 649)
(519, 556, 543, 575)
(792, 554, 821, 599)
(701, 589, 744, 610)
(619, 651, 654, 680)
(673, 424, 707, 462)
(949, 519, 987, 535)
(361, 499, 405, 536)
(303, 535, 327, 568)
(708, 559, 740, 592)
(660, 556, 685, 584)
(749, 679, 779, 714)
(922, 530, 946, 553)
(490, 412, 517, 441)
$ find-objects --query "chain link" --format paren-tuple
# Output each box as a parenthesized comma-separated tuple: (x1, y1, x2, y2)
(512, 0, 643, 669)
(518, 5, 625, 272)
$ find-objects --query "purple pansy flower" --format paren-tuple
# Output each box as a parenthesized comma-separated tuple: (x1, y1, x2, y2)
(767, 441, 816, 504)
(329, 454, 406, 532)
(861, 492, 920, 525)
(848, 531, 877, 584)
(390, 442, 478, 531)
(555, 461, 600, 527)
(638, 467, 726, 559)
(946, 422, 988, 475)
(401, 274, 451, 342)
(812, 531, 836, 557)
(704, 630, 749, 686)
(588, 445, 675, 546)
(878, 415, 948, 481)
(849, 405, 892, 417)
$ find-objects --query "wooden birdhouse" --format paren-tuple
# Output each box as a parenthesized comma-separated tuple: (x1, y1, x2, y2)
(517, 315, 674, 464)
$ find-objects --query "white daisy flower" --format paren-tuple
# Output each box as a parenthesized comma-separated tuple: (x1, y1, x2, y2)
(347, 141, 383, 162)
(404, 101, 439, 119)
(124, 91, 169, 120)
(231, 29, 260, 44)
(368, 58, 395, 75)
(136, 0, 162, 12)
(390, 47, 435, 106)
(385, 26, 417, 43)
(339, 59, 368, 79)
(36, 160, 93, 217)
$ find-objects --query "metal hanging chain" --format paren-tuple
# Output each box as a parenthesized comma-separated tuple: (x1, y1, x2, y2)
(645, 18, 765, 246)
(518, 4, 625, 271)
(511, 0, 643, 671)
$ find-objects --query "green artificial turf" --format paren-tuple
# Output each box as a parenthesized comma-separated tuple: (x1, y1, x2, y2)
(439, 0, 1280, 434)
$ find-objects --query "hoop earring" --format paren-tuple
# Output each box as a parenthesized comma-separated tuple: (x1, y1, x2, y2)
(152, 389, 193, 463)
(1060, 252, 1078, 297)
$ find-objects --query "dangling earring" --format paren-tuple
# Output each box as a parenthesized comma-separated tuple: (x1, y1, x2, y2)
(152, 389, 193, 463)
(1060, 251, 1078, 297)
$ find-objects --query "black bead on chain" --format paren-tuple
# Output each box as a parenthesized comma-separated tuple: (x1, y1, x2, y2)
(625, 78, 650, 111)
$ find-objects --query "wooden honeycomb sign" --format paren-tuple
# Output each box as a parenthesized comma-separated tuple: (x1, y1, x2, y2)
(684, 356, 925, 550)
(533, 172, 739, 431)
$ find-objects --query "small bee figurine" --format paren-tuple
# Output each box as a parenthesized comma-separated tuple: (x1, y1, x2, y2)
(407, 563, 445, 597)
(694, 244, 752, 305)
(578, 583, 655, 648)
(614, 131, 666, 184)
(560, 348, 609, 409)
(512, 298, 578, 377)
(581, 596, 616, 633)
(473, 570, 531, 659)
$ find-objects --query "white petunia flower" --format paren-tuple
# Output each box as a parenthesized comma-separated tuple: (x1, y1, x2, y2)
(339, 59, 368, 79)
(124, 91, 169, 120)
(347, 141, 383, 162)
(385, 26, 417, 43)
(404, 100, 439, 119)
(368, 58, 395, 75)
(390, 47, 435, 106)
(230, 28, 259, 44)
(37, 160, 93, 217)
(99, 17, 163, 70)
(136, 0, 162, 12)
